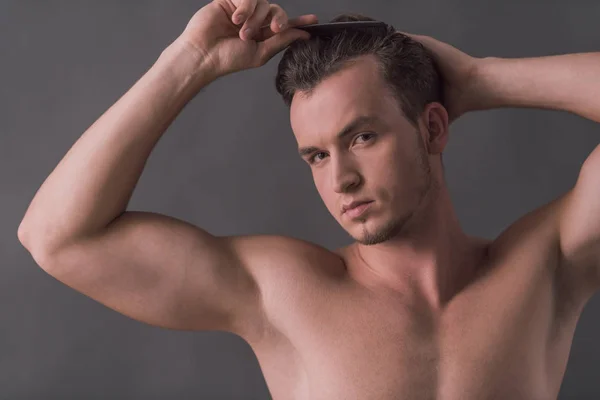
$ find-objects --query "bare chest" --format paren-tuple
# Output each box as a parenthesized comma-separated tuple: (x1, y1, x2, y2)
(251, 241, 580, 400)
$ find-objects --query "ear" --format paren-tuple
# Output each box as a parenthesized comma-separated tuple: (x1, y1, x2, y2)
(421, 102, 449, 155)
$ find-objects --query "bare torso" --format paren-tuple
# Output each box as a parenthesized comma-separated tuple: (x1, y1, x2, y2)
(243, 202, 592, 400)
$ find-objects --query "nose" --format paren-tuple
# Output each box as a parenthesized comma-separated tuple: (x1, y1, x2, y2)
(331, 158, 361, 193)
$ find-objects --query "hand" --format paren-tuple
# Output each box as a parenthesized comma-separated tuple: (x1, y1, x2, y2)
(400, 32, 484, 123)
(177, 0, 318, 77)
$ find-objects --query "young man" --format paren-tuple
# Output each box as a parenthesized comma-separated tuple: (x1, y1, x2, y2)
(18, 1, 600, 398)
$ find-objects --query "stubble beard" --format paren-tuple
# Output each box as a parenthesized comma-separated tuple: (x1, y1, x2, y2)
(354, 129, 435, 246)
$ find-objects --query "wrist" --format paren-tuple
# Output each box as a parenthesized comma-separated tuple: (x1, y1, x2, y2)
(471, 56, 506, 111)
(157, 38, 220, 91)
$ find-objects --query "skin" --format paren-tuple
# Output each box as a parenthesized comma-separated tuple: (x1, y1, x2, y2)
(291, 55, 486, 309)
(21, 1, 599, 398)
(243, 55, 585, 399)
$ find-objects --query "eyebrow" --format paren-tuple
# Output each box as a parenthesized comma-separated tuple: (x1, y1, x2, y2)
(297, 115, 381, 158)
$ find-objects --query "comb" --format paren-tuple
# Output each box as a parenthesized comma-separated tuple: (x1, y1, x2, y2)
(296, 21, 389, 37)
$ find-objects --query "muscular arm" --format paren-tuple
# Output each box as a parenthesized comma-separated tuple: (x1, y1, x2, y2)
(16, 0, 320, 341)
(477, 53, 600, 123)
(17, 38, 215, 256)
(15, 38, 271, 338)
(477, 54, 600, 295)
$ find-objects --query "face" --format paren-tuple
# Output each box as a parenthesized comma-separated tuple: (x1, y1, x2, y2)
(290, 55, 444, 246)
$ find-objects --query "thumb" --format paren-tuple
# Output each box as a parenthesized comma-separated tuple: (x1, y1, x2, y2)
(257, 28, 310, 65)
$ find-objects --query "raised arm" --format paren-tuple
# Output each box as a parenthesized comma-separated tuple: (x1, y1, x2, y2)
(475, 55, 600, 299)
(17, 37, 215, 257)
(405, 31, 600, 299)
(17, 1, 317, 339)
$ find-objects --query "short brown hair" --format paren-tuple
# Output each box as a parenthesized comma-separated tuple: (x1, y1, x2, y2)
(275, 13, 443, 129)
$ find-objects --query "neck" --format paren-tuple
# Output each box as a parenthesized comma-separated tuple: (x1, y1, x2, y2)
(348, 179, 489, 310)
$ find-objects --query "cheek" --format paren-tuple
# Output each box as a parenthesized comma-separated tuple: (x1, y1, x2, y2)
(314, 177, 331, 203)
(368, 146, 403, 179)
(369, 150, 420, 200)
(313, 173, 326, 192)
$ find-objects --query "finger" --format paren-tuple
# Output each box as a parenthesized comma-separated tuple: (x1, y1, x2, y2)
(240, 0, 270, 41)
(256, 27, 311, 65)
(287, 14, 319, 28)
(232, 0, 258, 26)
(398, 31, 437, 52)
(253, 4, 287, 41)
(400, 31, 446, 50)
(266, 3, 293, 33)
(397, 31, 416, 37)
(256, 13, 317, 41)
(255, 10, 316, 42)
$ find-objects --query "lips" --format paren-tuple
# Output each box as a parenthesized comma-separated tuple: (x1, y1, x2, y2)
(343, 201, 373, 218)
(342, 200, 373, 213)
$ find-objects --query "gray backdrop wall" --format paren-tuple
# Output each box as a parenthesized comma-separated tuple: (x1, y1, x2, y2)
(3, 0, 599, 398)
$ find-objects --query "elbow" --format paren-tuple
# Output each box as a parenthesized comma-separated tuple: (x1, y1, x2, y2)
(17, 222, 33, 252)
(17, 223, 57, 270)
(17, 222, 30, 246)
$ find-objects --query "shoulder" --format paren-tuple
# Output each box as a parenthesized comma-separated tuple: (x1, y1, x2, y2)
(222, 234, 347, 343)
(223, 233, 348, 286)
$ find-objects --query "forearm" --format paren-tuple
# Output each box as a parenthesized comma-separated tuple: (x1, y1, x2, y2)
(18, 39, 217, 254)
(476, 53, 600, 123)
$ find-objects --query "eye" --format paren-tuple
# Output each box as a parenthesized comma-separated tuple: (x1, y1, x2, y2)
(308, 133, 375, 165)
(355, 133, 375, 143)
(309, 152, 327, 164)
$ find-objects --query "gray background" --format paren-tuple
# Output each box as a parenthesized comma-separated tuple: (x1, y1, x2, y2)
(2, 0, 599, 398)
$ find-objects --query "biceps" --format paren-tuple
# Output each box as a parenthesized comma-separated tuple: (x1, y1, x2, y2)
(40, 212, 258, 333)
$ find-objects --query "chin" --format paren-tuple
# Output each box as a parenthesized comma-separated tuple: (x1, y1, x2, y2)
(353, 214, 410, 246)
